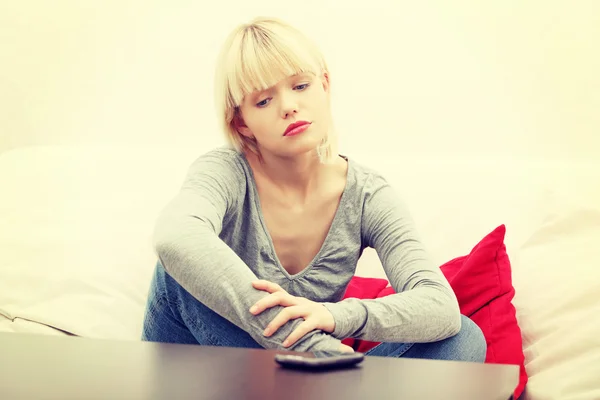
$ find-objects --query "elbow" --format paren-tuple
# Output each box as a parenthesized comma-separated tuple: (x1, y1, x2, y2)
(153, 223, 173, 258)
(441, 299, 462, 339)
(153, 213, 171, 252)
(447, 309, 462, 338)
(152, 212, 212, 254)
(152, 212, 188, 263)
(153, 237, 171, 258)
(152, 219, 183, 275)
(153, 237, 175, 273)
(426, 287, 462, 341)
(151, 215, 213, 275)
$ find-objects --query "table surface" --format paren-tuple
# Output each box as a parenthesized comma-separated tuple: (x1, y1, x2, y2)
(0, 332, 519, 400)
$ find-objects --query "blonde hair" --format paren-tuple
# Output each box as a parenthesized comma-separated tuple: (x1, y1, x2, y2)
(214, 16, 336, 163)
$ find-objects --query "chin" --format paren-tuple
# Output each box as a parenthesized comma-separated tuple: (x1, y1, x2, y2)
(288, 134, 325, 156)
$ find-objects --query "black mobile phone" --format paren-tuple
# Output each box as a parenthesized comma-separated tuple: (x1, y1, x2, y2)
(274, 350, 365, 371)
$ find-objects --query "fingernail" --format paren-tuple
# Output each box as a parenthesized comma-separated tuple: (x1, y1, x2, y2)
(250, 306, 257, 313)
(263, 328, 271, 336)
(282, 340, 290, 347)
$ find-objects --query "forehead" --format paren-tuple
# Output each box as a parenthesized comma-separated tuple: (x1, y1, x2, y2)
(225, 23, 325, 108)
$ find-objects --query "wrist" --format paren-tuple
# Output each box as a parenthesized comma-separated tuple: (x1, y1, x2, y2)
(319, 303, 336, 333)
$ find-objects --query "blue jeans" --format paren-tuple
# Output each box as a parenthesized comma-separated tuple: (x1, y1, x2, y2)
(142, 261, 487, 362)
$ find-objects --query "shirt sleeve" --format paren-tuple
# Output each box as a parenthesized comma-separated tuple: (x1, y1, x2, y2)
(322, 173, 461, 343)
(153, 149, 342, 352)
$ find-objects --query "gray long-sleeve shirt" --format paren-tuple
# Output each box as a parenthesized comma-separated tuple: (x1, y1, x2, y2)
(153, 147, 461, 353)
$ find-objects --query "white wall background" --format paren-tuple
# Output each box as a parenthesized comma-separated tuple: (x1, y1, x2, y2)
(1, 0, 599, 161)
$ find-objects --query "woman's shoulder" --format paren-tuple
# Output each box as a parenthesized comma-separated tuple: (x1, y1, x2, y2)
(192, 146, 244, 164)
(187, 146, 248, 179)
(345, 155, 391, 192)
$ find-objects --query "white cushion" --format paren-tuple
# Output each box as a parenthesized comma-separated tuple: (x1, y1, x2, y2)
(510, 177, 600, 399)
(1, 145, 599, 399)
(0, 145, 199, 339)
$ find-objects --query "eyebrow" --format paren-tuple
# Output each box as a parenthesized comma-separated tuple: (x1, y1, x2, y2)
(293, 72, 314, 80)
(249, 73, 313, 102)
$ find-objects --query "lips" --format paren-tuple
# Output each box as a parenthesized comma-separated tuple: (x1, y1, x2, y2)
(284, 121, 310, 136)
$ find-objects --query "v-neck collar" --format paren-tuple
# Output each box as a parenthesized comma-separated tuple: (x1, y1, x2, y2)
(240, 153, 353, 280)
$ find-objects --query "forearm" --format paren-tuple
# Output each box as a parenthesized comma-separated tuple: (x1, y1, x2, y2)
(352, 174, 462, 343)
(323, 285, 461, 343)
(154, 217, 342, 352)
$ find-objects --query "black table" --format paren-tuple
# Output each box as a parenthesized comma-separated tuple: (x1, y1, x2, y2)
(0, 332, 519, 399)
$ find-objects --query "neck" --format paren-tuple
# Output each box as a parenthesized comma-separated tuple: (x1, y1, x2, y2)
(246, 149, 325, 201)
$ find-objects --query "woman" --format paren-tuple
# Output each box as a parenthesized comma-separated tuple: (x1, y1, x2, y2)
(142, 16, 486, 361)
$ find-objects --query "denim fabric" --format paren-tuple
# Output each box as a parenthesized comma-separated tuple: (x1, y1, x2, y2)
(363, 315, 486, 362)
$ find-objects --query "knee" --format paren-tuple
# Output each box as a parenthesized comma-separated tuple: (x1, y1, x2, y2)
(450, 315, 487, 363)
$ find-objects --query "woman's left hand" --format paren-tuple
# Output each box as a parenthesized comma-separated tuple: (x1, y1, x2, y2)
(250, 280, 336, 348)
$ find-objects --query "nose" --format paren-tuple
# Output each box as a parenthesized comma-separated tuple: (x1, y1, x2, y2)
(279, 91, 298, 118)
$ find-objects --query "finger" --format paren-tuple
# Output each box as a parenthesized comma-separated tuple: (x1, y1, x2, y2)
(282, 320, 317, 348)
(338, 344, 355, 353)
(252, 280, 284, 294)
(250, 292, 297, 315)
(263, 306, 305, 337)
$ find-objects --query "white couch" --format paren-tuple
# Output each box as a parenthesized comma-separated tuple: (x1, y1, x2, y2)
(1, 144, 599, 399)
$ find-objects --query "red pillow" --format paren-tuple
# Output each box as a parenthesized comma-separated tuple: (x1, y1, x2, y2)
(340, 276, 389, 301)
(341, 225, 527, 399)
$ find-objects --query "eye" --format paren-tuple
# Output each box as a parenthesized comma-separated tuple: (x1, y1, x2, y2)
(294, 83, 310, 91)
(256, 98, 270, 108)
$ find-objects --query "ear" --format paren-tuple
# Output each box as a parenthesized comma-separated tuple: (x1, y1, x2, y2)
(321, 72, 330, 93)
(233, 111, 253, 138)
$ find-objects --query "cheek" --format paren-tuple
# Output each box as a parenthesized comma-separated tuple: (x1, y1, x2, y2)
(314, 96, 331, 121)
(244, 112, 266, 132)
